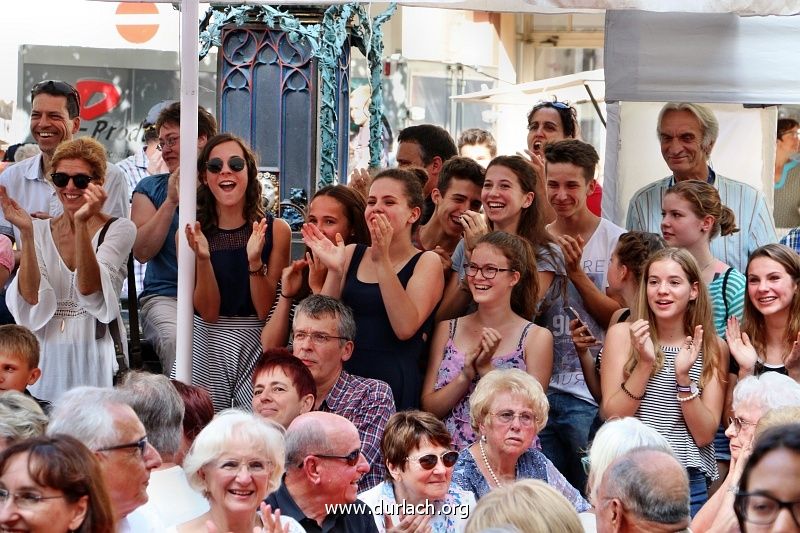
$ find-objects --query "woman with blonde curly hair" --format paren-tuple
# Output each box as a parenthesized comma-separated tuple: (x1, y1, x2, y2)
(0, 137, 136, 401)
(450, 369, 588, 512)
(600, 247, 728, 515)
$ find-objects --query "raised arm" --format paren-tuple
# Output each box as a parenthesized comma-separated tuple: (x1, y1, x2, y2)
(558, 234, 620, 328)
(0, 188, 37, 304)
(73, 185, 107, 296)
(185, 221, 220, 322)
(249, 217, 290, 321)
(261, 260, 306, 350)
(421, 320, 473, 418)
(131, 171, 178, 263)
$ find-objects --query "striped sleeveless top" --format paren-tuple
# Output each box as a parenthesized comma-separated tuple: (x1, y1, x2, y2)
(636, 345, 718, 480)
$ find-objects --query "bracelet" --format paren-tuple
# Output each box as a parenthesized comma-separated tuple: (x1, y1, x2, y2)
(676, 390, 700, 403)
(280, 292, 294, 300)
(249, 263, 268, 276)
(621, 381, 645, 401)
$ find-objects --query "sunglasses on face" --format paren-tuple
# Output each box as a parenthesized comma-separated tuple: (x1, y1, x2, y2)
(307, 448, 361, 468)
(407, 451, 459, 470)
(50, 172, 95, 189)
(206, 155, 246, 174)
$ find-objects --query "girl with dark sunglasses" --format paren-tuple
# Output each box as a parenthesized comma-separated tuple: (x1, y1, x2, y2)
(185, 133, 291, 412)
(0, 137, 136, 402)
(358, 410, 475, 532)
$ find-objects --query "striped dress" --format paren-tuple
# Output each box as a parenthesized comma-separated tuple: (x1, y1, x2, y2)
(636, 345, 718, 480)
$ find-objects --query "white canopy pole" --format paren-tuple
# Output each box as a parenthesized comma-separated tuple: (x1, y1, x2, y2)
(174, 0, 199, 381)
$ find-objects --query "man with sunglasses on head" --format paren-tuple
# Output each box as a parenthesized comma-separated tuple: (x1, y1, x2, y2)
(130, 102, 217, 375)
(46, 386, 165, 532)
(0, 80, 131, 323)
(289, 295, 395, 492)
(266, 411, 379, 532)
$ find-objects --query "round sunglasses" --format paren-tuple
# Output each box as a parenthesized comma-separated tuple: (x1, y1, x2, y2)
(50, 172, 95, 189)
(206, 155, 246, 174)
(406, 451, 459, 470)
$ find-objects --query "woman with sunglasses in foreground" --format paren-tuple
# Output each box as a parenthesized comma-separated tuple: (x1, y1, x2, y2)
(358, 410, 475, 532)
(451, 369, 589, 512)
(185, 133, 291, 412)
(0, 137, 135, 402)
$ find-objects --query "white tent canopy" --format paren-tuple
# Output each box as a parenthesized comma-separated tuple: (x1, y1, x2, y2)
(451, 69, 605, 106)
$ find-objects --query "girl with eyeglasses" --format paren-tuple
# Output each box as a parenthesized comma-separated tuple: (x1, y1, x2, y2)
(422, 231, 552, 450)
(600, 247, 728, 515)
(450, 369, 589, 512)
(0, 137, 136, 402)
(303, 168, 444, 410)
(185, 133, 291, 412)
(358, 411, 475, 532)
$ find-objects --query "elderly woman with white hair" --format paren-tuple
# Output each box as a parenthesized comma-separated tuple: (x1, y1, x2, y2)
(173, 409, 304, 533)
(450, 369, 589, 512)
(0, 390, 48, 451)
(691, 372, 800, 532)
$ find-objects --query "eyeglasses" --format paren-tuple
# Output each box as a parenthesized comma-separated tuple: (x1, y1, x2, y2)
(407, 451, 459, 470)
(206, 156, 246, 174)
(780, 130, 800, 139)
(735, 491, 800, 528)
(491, 410, 536, 426)
(50, 172, 95, 190)
(307, 449, 361, 468)
(0, 488, 65, 509)
(728, 416, 757, 436)
(465, 263, 515, 279)
(215, 459, 272, 476)
(31, 80, 81, 117)
(157, 136, 179, 151)
(292, 331, 348, 345)
(96, 435, 149, 457)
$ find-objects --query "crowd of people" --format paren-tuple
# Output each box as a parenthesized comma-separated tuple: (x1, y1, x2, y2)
(0, 78, 799, 532)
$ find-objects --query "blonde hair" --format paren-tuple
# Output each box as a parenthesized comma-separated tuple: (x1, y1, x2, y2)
(664, 180, 738, 239)
(755, 406, 800, 440)
(469, 369, 548, 434)
(50, 137, 107, 185)
(465, 479, 583, 533)
(627, 248, 722, 387)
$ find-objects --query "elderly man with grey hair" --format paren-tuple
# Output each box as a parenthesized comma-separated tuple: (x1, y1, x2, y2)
(265, 411, 379, 532)
(116, 371, 208, 527)
(47, 386, 164, 532)
(625, 102, 776, 272)
(290, 295, 394, 491)
(595, 447, 691, 533)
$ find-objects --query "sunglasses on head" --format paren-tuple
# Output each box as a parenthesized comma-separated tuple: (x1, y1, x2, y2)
(206, 156, 246, 174)
(50, 172, 94, 189)
(31, 80, 81, 116)
(407, 451, 459, 470)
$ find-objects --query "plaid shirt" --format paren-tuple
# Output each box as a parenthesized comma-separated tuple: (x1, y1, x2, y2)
(780, 227, 800, 254)
(116, 149, 149, 297)
(320, 370, 395, 492)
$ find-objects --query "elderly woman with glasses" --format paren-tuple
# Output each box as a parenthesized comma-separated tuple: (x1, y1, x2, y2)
(451, 369, 589, 513)
(0, 137, 135, 402)
(358, 411, 475, 532)
(692, 373, 800, 532)
(175, 409, 303, 533)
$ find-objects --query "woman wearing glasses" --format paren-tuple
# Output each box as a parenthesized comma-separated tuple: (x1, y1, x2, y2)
(358, 410, 475, 532)
(185, 133, 291, 412)
(734, 423, 800, 533)
(0, 434, 115, 533)
(0, 137, 135, 402)
(176, 409, 303, 533)
(451, 369, 589, 511)
(422, 231, 552, 450)
(692, 373, 800, 532)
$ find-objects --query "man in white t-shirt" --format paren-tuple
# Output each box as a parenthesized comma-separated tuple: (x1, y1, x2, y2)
(540, 139, 626, 493)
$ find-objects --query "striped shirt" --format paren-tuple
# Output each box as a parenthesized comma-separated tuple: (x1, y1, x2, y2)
(626, 172, 778, 272)
(636, 346, 717, 480)
(708, 267, 746, 339)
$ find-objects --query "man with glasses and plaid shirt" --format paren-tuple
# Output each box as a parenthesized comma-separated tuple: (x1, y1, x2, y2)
(290, 295, 395, 492)
(46, 386, 165, 532)
(0, 80, 131, 324)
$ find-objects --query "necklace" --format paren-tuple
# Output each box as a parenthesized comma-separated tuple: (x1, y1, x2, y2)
(698, 257, 714, 273)
(479, 437, 503, 487)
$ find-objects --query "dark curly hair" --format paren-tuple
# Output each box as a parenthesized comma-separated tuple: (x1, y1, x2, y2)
(527, 101, 578, 139)
(196, 133, 264, 234)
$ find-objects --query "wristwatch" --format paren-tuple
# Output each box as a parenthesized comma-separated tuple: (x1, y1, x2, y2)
(676, 381, 699, 395)
(248, 263, 269, 277)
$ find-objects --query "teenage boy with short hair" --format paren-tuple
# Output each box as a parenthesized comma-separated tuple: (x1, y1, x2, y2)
(0, 324, 48, 412)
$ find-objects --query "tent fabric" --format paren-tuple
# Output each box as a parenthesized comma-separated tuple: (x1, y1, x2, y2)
(451, 69, 605, 106)
(605, 10, 800, 104)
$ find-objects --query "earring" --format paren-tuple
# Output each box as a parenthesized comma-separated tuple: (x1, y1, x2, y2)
(481, 434, 487, 442)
